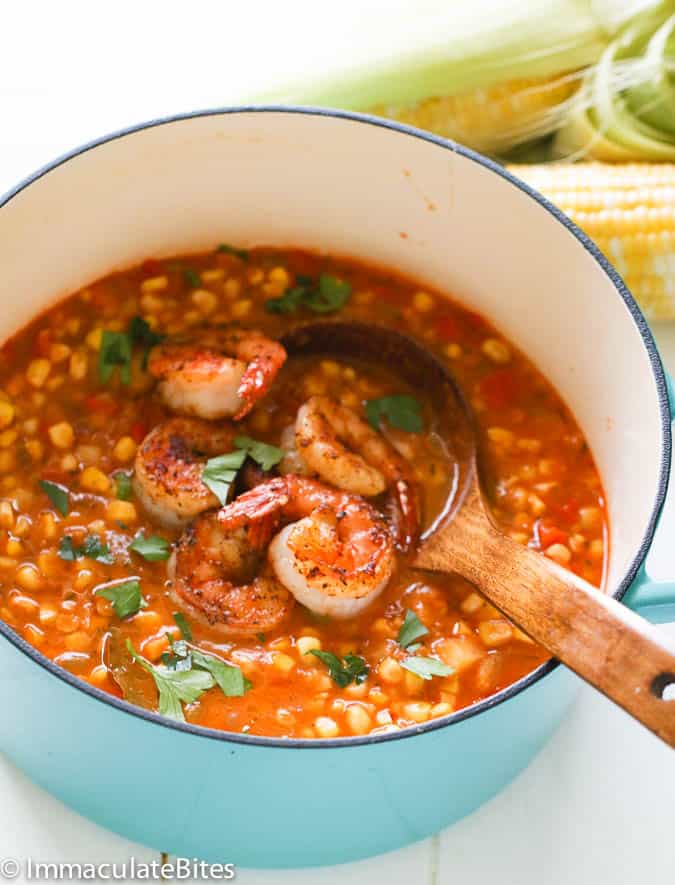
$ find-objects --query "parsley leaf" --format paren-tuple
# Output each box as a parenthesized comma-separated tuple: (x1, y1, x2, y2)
(400, 656, 454, 680)
(265, 274, 351, 315)
(129, 533, 170, 562)
(59, 534, 113, 564)
(99, 330, 132, 385)
(95, 579, 147, 620)
(128, 316, 164, 370)
(307, 649, 369, 688)
(234, 436, 284, 471)
(202, 450, 247, 505)
(365, 395, 423, 433)
(114, 471, 133, 501)
(216, 243, 249, 261)
(126, 640, 215, 722)
(173, 612, 192, 641)
(183, 268, 201, 288)
(38, 479, 69, 516)
(397, 609, 429, 649)
(191, 649, 252, 697)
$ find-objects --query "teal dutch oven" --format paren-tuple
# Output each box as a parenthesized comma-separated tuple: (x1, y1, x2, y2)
(0, 108, 674, 868)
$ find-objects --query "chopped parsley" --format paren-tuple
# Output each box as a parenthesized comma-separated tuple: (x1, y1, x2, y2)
(128, 533, 170, 562)
(397, 609, 429, 649)
(234, 436, 284, 471)
(38, 479, 69, 516)
(365, 395, 423, 433)
(265, 273, 351, 315)
(400, 656, 454, 681)
(59, 534, 113, 564)
(201, 450, 247, 505)
(99, 330, 133, 385)
(183, 268, 201, 288)
(114, 471, 133, 501)
(95, 579, 147, 620)
(173, 612, 192, 641)
(307, 649, 369, 688)
(216, 243, 249, 261)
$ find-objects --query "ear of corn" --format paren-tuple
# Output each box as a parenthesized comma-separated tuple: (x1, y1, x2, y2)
(509, 162, 675, 318)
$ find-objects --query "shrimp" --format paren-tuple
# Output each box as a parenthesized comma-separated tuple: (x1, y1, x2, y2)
(133, 417, 236, 529)
(217, 476, 396, 619)
(169, 512, 294, 635)
(288, 396, 419, 551)
(147, 328, 286, 421)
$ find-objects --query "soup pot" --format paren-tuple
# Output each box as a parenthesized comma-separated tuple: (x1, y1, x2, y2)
(0, 108, 674, 869)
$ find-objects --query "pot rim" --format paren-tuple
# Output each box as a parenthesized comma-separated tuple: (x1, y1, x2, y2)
(0, 105, 670, 749)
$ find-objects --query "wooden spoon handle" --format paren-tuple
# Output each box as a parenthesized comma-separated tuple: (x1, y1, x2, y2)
(416, 493, 675, 747)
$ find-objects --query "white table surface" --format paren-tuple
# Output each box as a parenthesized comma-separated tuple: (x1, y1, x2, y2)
(1, 3, 674, 882)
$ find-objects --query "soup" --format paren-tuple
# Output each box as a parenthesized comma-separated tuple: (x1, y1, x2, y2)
(0, 247, 606, 738)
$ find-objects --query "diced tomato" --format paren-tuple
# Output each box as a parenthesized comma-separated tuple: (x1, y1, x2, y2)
(537, 521, 568, 549)
(85, 394, 119, 416)
(141, 258, 162, 276)
(556, 497, 579, 526)
(435, 316, 460, 341)
(35, 329, 51, 357)
(480, 368, 518, 409)
(130, 421, 147, 443)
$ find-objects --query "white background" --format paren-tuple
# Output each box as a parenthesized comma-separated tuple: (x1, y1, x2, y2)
(0, 2, 674, 882)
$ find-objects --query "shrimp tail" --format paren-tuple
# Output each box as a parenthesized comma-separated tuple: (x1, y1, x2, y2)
(218, 477, 290, 530)
(232, 340, 287, 420)
(389, 479, 420, 553)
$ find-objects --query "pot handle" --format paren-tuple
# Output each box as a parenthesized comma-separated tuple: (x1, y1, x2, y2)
(624, 372, 675, 623)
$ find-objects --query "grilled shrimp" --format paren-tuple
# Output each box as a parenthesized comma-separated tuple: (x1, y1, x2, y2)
(148, 328, 286, 420)
(284, 396, 419, 550)
(133, 417, 236, 529)
(218, 475, 396, 619)
(169, 512, 294, 636)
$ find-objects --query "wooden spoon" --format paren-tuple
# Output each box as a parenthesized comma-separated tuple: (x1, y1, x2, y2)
(283, 322, 675, 747)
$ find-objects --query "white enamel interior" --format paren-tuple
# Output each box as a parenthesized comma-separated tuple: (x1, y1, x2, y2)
(0, 110, 665, 591)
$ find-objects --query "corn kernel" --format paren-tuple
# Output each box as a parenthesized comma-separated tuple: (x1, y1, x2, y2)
(223, 279, 241, 299)
(247, 268, 264, 285)
(60, 453, 77, 472)
(9, 593, 39, 616)
(24, 439, 43, 462)
(231, 299, 252, 319)
(460, 591, 484, 615)
(579, 507, 602, 529)
(48, 421, 75, 450)
(142, 636, 170, 662)
(0, 450, 16, 473)
(478, 619, 514, 647)
(403, 670, 426, 695)
(487, 426, 514, 447)
(27, 358, 51, 388)
(482, 338, 511, 364)
(15, 564, 42, 591)
(23, 624, 45, 647)
(140, 275, 168, 293)
(113, 436, 137, 463)
(0, 400, 15, 429)
(106, 500, 137, 523)
(320, 360, 341, 378)
(297, 635, 322, 657)
(73, 569, 95, 591)
(403, 701, 432, 722)
(0, 429, 17, 448)
(345, 703, 372, 735)
(80, 467, 111, 494)
(85, 328, 103, 351)
(49, 342, 71, 363)
(268, 266, 290, 287)
(589, 539, 604, 560)
(431, 702, 454, 716)
(191, 289, 218, 315)
(342, 367, 356, 381)
(528, 493, 546, 516)
(65, 631, 93, 652)
(6, 538, 23, 557)
(444, 343, 462, 359)
(14, 515, 31, 537)
(89, 665, 109, 687)
(69, 350, 88, 380)
(314, 716, 340, 738)
(413, 291, 434, 312)
(201, 269, 224, 283)
(272, 652, 296, 674)
(0, 500, 14, 529)
(39, 604, 58, 626)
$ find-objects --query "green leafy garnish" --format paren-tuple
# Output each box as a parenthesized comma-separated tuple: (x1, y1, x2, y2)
(173, 612, 192, 641)
(59, 534, 113, 564)
(183, 268, 201, 288)
(400, 656, 454, 681)
(201, 450, 247, 505)
(128, 316, 164, 370)
(162, 636, 251, 698)
(99, 330, 133, 385)
(38, 479, 69, 516)
(114, 472, 133, 501)
(126, 640, 215, 722)
(216, 243, 249, 261)
(265, 273, 351, 315)
(365, 395, 423, 433)
(307, 649, 369, 688)
(129, 533, 170, 562)
(234, 436, 284, 471)
(95, 579, 147, 620)
(397, 609, 429, 649)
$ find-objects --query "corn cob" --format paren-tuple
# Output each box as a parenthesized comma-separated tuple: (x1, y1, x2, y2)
(509, 162, 675, 319)
(370, 74, 581, 155)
